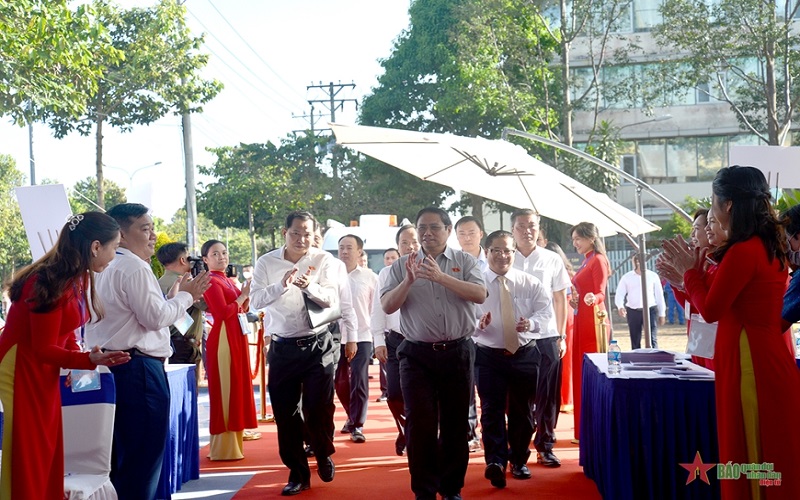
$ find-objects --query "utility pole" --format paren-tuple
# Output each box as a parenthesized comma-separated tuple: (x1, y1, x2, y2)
(292, 105, 324, 136)
(181, 78, 198, 256)
(306, 81, 357, 125)
(28, 121, 35, 185)
(306, 82, 358, 180)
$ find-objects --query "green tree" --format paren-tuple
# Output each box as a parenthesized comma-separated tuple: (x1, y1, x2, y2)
(43, 0, 222, 208)
(0, 155, 32, 283)
(163, 208, 254, 264)
(547, 0, 637, 148)
(654, 0, 800, 145)
(69, 176, 127, 213)
(0, 0, 121, 123)
(360, 0, 560, 223)
(199, 139, 322, 261)
(649, 196, 710, 243)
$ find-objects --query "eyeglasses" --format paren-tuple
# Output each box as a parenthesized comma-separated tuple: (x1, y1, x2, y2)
(489, 248, 514, 256)
(416, 224, 446, 233)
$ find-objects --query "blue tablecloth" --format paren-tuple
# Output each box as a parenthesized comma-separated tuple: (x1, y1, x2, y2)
(156, 364, 200, 500)
(580, 353, 720, 500)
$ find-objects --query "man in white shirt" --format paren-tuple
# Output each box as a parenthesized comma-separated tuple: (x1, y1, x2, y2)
(250, 211, 344, 496)
(455, 215, 487, 453)
(334, 234, 377, 443)
(371, 224, 419, 456)
(511, 209, 570, 468)
(615, 255, 666, 349)
(86, 203, 210, 500)
(474, 230, 552, 488)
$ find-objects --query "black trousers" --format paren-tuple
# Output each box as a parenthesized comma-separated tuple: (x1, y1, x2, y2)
(533, 336, 561, 453)
(626, 306, 659, 349)
(334, 340, 372, 428)
(384, 331, 406, 445)
(475, 342, 540, 467)
(268, 333, 336, 484)
(398, 338, 474, 500)
(109, 356, 170, 500)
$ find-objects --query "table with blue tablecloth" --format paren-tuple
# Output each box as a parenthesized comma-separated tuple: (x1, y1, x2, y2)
(0, 364, 198, 499)
(156, 364, 200, 500)
(579, 353, 720, 500)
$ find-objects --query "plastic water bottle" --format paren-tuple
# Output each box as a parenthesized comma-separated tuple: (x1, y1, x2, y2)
(608, 340, 622, 375)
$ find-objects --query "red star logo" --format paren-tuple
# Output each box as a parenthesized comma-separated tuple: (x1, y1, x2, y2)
(679, 451, 715, 485)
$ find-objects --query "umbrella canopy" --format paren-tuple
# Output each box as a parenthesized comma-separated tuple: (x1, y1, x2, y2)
(330, 123, 660, 237)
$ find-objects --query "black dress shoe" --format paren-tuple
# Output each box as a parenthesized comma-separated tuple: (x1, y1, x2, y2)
(281, 481, 310, 496)
(511, 463, 532, 479)
(537, 450, 562, 467)
(394, 434, 406, 456)
(317, 456, 335, 482)
(442, 495, 462, 500)
(484, 462, 506, 488)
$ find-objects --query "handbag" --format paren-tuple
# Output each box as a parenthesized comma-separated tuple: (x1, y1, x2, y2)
(303, 293, 342, 329)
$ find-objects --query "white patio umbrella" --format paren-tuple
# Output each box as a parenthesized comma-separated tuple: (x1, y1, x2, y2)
(330, 123, 659, 237)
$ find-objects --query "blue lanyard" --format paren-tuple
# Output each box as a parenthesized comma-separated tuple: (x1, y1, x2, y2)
(577, 252, 595, 273)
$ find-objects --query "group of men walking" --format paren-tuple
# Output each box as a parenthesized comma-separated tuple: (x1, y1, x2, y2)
(257, 207, 571, 500)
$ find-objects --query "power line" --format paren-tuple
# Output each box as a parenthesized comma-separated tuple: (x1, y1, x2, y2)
(205, 0, 308, 103)
(187, 8, 304, 113)
(200, 41, 296, 115)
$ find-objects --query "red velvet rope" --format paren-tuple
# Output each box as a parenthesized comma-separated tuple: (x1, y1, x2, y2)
(249, 316, 264, 381)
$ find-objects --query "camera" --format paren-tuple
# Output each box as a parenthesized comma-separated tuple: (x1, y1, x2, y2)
(188, 256, 206, 277)
(225, 264, 237, 279)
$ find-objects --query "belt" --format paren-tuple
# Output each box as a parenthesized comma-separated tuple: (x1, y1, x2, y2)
(477, 339, 535, 357)
(125, 348, 166, 363)
(272, 331, 329, 347)
(405, 336, 468, 351)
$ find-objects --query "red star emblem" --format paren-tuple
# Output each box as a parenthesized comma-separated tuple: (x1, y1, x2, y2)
(679, 451, 715, 485)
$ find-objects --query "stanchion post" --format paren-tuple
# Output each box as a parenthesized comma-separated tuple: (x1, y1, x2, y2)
(257, 312, 270, 422)
(596, 309, 608, 353)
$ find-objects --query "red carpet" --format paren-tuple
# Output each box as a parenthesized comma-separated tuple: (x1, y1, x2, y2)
(200, 365, 601, 499)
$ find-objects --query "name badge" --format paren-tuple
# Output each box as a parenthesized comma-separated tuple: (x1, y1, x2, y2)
(70, 368, 101, 392)
(173, 312, 194, 335)
(238, 313, 251, 336)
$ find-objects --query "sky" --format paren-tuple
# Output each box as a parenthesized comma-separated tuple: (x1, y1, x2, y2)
(0, 0, 411, 219)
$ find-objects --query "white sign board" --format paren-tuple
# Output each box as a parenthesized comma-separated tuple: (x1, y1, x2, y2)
(730, 146, 800, 189)
(15, 184, 72, 261)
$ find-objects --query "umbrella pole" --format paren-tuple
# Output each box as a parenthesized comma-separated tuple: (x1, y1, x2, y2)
(635, 186, 652, 349)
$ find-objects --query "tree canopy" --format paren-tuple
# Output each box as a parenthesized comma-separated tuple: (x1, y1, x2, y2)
(0, 155, 31, 283)
(654, 0, 800, 145)
(0, 0, 121, 123)
(198, 138, 323, 242)
(69, 176, 127, 213)
(42, 0, 222, 208)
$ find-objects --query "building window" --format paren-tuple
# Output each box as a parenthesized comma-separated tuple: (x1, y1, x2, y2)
(697, 136, 727, 180)
(636, 139, 667, 180)
(666, 137, 698, 180)
(633, 0, 662, 31)
(620, 154, 638, 183)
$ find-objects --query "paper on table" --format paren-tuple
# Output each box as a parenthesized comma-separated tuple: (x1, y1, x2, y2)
(675, 373, 715, 380)
(620, 350, 676, 363)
